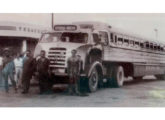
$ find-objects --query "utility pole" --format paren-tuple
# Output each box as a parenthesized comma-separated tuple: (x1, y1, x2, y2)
(154, 28, 158, 41)
(51, 13, 54, 30)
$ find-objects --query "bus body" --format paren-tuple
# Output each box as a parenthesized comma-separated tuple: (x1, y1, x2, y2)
(34, 21, 165, 92)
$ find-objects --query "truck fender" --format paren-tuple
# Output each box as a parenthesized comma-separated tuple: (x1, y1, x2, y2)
(88, 61, 103, 77)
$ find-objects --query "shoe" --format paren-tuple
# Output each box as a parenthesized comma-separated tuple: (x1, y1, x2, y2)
(75, 91, 81, 96)
(79, 93, 89, 96)
(21, 91, 28, 94)
(45, 90, 53, 94)
(69, 91, 74, 95)
(15, 88, 18, 93)
(39, 92, 44, 95)
(5, 90, 9, 93)
(78, 93, 89, 97)
(15, 90, 18, 93)
(68, 87, 74, 95)
(75, 93, 81, 96)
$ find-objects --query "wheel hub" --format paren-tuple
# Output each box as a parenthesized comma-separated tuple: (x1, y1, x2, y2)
(91, 72, 97, 85)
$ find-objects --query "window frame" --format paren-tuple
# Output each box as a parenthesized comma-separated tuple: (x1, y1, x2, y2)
(145, 42, 150, 49)
(153, 44, 157, 50)
(140, 42, 144, 48)
(134, 41, 140, 48)
(117, 37, 123, 45)
(129, 40, 134, 47)
(123, 38, 129, 46)
(99, 31, 109, 45)
(92, 33, 100, 44)
(150, 43, 154, 50)
(110, 33, 114, 43)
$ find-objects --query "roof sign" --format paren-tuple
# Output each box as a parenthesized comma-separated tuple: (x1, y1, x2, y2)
(54, 25, 77, 31)
(79, 24, 94, 30)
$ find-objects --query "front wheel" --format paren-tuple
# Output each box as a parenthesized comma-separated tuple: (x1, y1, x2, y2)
(88, 67, 99, 92)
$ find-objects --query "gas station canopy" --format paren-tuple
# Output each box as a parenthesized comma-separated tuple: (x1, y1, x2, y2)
(0, 21, 49, 39)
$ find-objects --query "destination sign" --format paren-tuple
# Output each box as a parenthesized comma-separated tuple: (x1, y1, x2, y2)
(54, 25, 77, 31)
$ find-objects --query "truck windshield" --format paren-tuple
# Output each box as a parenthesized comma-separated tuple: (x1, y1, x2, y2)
(40, 32, 88, 43)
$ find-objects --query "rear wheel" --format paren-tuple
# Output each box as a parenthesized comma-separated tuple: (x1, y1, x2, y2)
(110, 66, 125, 87)
(88, 67, 99, 92)
(156, 75, 165, 80)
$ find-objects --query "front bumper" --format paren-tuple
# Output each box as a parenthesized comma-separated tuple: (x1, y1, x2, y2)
(50, 68, 86, 77)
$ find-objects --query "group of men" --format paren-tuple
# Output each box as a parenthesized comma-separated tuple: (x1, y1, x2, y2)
(0, 49, 52, 94)
(0, 48, 88, 96)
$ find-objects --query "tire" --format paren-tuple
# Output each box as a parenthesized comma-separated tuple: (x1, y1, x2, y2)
(88, 67, 99, 92)
(156, 75, 165, 80)
(110, 66, 125, 87)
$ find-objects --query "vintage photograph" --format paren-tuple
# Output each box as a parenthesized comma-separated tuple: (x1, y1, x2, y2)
(0, 13, 165, 107)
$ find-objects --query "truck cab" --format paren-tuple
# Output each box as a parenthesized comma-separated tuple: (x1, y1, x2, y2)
(34, 22, 110, 92)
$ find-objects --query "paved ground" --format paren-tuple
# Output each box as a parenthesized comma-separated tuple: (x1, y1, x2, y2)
(1, 76, 165, 107)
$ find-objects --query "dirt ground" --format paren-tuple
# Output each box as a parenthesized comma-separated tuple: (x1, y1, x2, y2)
(1, 76, 165, 107)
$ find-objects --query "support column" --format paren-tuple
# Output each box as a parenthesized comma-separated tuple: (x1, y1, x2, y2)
(22, 39, 27, 53)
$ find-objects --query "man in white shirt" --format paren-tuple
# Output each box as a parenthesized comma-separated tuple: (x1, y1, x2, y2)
(0, 56, 2, 66)
(14, 53, 23, 88)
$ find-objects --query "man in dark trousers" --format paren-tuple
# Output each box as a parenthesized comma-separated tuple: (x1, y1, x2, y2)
(67, 49, 81, 95)
(36, 50, 52, 94)
(2, 48, 17, 93)
(21, 50, 35, 94)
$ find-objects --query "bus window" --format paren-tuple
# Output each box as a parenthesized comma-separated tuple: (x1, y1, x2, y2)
(134, 41, 139, 48)
(99, 31, 109, 45)
(115, 35, 117, 43)
(160, 46, 164, 51)
(154, 44, 157, 50)
(150, 43, 154, 50)
(117, 37, 123, 45)
(124, 39, 129, 46)
(140, 42, 144, 48)
(145, 42, 150, 49)
(110, 33, 114, 42)
(130, 40, 134, 47)
(158, 45, 161, 51)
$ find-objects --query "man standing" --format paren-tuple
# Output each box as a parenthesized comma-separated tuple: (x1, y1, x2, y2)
(14, 53, 23, 88)
(0, 54, 3, 89)
(1, 48, 17, 93)
(36, 50, 52, 94)
(67, 49, 81, 95)
(21, 50, 35, 94)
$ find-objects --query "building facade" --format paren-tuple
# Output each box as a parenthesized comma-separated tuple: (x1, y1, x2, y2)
(0, 21, 49, 56)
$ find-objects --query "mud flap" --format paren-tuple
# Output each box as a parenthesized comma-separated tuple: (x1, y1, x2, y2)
(79, 76, 89, 93)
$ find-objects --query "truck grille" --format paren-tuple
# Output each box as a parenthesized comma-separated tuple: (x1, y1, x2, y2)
(48, 47, 66, 68)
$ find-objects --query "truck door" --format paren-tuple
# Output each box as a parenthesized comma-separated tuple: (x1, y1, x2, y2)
(99, 31, 109, 46)
(98, 31, 109, 61)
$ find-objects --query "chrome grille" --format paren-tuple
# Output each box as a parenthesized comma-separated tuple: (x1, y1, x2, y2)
(48, 47, 66, 68)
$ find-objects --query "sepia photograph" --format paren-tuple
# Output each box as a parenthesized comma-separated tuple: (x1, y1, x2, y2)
(0, 13, 165, 107)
